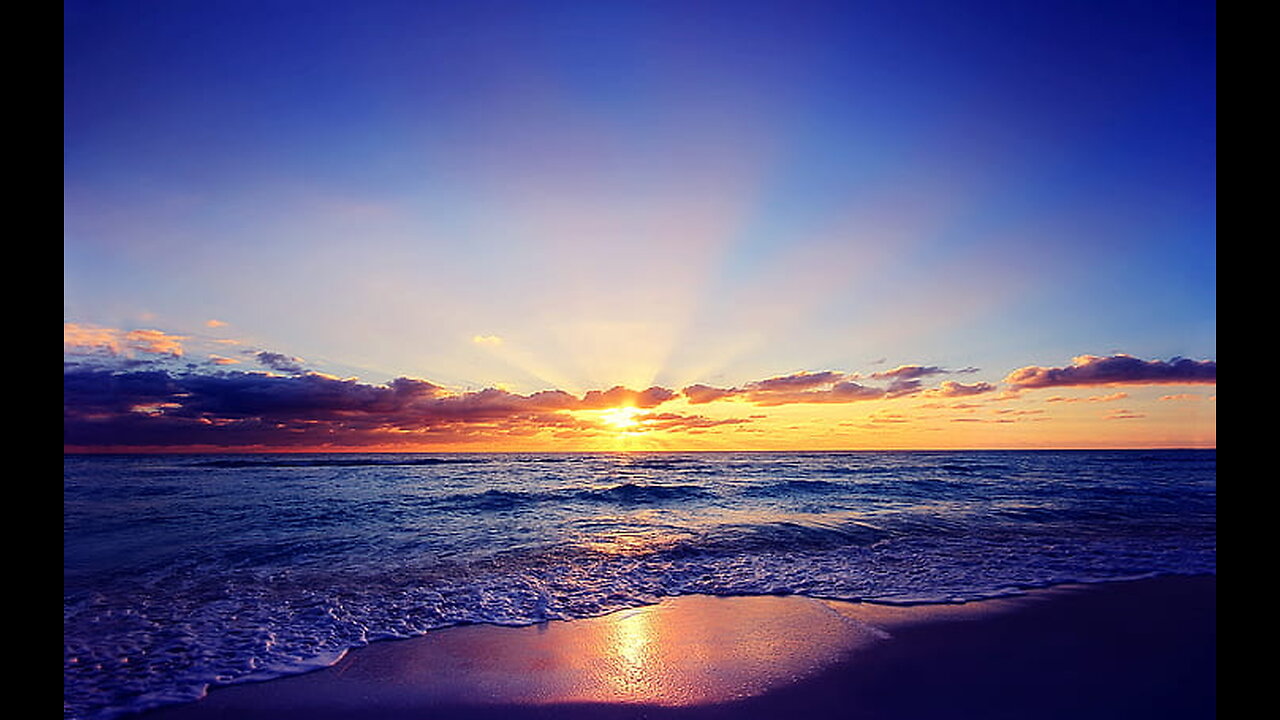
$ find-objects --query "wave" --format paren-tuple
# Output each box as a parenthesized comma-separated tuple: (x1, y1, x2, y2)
(743, 478, 851, 497)
(424, 482, 717, 512)
(653, 518, 890, 558)
(575, 482, 713, 504)
(429, 488, 552, 513)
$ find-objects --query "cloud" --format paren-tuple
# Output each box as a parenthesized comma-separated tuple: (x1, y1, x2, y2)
(615, 412, 751, 433)
(680, 378, 886, 406)
(1158, 393, 1206, 402)
(1044, 392, 1129, 403)
(579, 385, 678, 409)
(921, 381, 997, 398)
(472, 335, 504, 347)
(255, 351, 306, 374)
(62, 364, 691, 449)
(747, 370, 850, 392)
(748, 381, 887, 406)
(123, 330, 186, 356)
(64, 323, 188, 357)
(869, 365, 945, 381)
(64, 338, 1217, 449)
(1004, 355, 1215, 388)
(736, 371, 887, 405)
(205, 319, 228, 328)
(682, 384, 739, 405)
(680, 367, 983, 406)
(863, 411, 912, 424)
(681, 370, 883, 406)
(63, 323, 121, 354)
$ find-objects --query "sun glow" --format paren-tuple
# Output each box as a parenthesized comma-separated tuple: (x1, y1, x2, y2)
(599, 406, 645, 431)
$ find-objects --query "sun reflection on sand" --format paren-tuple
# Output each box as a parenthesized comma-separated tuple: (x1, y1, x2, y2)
(604, 609, 658, 700)
(545, 595, 900, 705)
(320, 594, 891, 707)
(523, 594, 892, 706)
(216, 593, 1048, 712)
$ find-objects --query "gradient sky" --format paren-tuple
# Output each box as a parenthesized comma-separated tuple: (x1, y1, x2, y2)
(64, 0, 1215, 452)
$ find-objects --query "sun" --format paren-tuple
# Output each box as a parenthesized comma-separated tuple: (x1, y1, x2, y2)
(599, 406, 645, 431)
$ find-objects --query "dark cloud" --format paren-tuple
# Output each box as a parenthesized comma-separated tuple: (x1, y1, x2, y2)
(62, 367, 687, 449)
(746, 370, 849, 392)
(579, 386, 677, 409)
(869, 365, 945, 381)
(63, 368, 183, 415)
(747, 381, 886, 406)
(255, 351, 307, 374)
(1004, 355, 1216, 388)
(681, 378, 887, 406)
(682, 367, 946, 405)
(682, 384, 739, 405)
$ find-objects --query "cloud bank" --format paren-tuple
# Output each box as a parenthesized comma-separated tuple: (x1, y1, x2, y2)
(680, 366, 981, 406)
(63, 331, 1215, 450)
(1004, 355, 1216, 388)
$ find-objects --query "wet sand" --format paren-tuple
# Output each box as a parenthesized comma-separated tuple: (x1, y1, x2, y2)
(136, 574, 1215, 720)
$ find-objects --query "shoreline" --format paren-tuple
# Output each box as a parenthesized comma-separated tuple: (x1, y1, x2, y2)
(133, 574, 1215, 719)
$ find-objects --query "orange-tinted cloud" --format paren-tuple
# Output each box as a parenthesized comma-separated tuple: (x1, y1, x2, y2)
(122, 329, 186, 356)
(920, 380, 997, 398)
(64, 323, 188, 357)
(63, 342, 1216, 450)
(1158, 393, 1206, 402)
(618, 412, 750, 433)
(1044, 392, 1129, 403)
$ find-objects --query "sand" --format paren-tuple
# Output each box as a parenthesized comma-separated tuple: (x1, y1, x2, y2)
(134, 574, 1215, 719)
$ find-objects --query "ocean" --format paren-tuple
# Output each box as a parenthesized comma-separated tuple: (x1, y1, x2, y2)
(64, 449, 1216, 720)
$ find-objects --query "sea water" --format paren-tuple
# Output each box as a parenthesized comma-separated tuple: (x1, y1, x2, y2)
(64, 450, 1216, 719)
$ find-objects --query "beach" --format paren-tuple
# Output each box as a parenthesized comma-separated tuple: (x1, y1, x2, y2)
(65, 451, 1216, 720)
(135, 574, 1215, 720)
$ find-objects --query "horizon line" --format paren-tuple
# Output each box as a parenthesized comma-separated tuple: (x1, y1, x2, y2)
(64, 445, 1217, 456)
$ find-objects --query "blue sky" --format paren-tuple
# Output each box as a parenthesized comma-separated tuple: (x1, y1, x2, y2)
(64, 1, 1215, 450)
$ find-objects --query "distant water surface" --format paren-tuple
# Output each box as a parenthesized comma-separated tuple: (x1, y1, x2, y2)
(64, 450, 1216, 719)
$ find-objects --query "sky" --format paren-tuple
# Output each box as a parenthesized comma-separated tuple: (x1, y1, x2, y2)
(64, 0, 1216, 452)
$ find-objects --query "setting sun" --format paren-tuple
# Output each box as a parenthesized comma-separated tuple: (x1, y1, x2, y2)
(599, 406, 645, 431)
